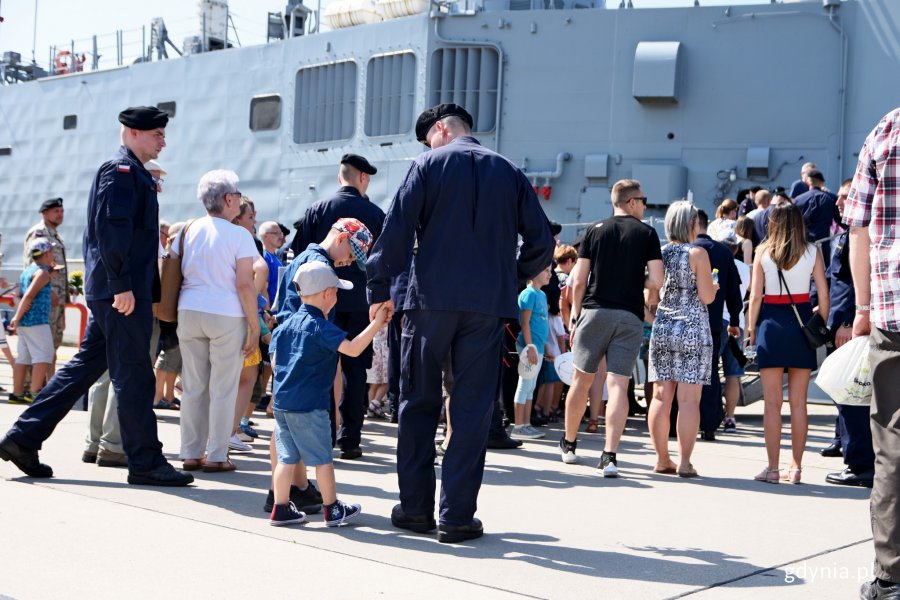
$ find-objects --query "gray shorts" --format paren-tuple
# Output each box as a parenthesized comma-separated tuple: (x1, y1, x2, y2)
(572, 308, 644, 377)
(17, 324, 54, 365)
(155, 345, 183, 373)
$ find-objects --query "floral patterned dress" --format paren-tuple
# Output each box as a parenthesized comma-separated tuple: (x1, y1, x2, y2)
(648, 242, 713, 385)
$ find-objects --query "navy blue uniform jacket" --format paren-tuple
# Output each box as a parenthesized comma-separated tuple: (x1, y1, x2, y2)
(366, 136, 555, 319)
(827, 229, 855, 329)
(292, 186, 385, 313)
(84, 146, 160, 302)
(694, 234, 743, 333)
(794, 187, 840, 242)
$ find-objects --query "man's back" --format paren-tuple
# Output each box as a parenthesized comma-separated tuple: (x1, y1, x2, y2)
(693, 234, 742, 329)
(580, 215, 661, 320)
(369, 136, 553, 319)
(794, 188, 839, 241)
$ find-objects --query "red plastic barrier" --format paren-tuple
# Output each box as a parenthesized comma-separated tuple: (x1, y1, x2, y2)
(66, 302, 88, 346)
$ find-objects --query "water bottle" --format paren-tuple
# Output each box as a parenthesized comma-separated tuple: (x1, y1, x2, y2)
(744, 345, 757, 362)
(711, 268, 719, 285)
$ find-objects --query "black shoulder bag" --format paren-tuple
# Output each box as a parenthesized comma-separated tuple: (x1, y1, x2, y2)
(777, 269, 830, 350)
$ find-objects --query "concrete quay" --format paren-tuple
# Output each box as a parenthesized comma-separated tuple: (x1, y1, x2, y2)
(0, 344, 874, 600)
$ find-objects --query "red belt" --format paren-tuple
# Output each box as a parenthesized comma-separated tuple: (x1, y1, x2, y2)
(764, 294, 809, 304)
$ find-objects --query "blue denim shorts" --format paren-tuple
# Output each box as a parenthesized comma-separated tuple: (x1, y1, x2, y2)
(274, 409, 333, 466)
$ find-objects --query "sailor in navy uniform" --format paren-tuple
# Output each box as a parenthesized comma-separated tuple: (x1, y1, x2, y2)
(290, 154, 386, 459)
(367, 104, 554, 543)
(0, 107, 193, 487)
(824, 216, 875, 487)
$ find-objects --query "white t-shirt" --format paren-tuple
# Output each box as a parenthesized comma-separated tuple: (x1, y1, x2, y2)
(173, 215, 259, 318)
(723, 259, 751, 330)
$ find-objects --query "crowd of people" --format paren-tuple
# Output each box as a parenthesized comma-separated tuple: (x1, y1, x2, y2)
(0, 101, 897, 597)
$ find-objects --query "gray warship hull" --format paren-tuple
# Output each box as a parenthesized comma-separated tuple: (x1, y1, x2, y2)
(1, 0, 899, 271)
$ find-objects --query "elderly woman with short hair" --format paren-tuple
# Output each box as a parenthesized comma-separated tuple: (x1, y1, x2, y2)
(647, 200, 718, 478)
(174, 170, 260, 473)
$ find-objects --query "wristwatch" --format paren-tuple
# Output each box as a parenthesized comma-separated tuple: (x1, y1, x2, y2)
(855, 304, 871, 312)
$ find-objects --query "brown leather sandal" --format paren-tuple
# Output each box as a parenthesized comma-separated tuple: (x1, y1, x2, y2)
(202, 460, 237, 473)
(585, 418, 599, 434)
(182, 459, 204, 471)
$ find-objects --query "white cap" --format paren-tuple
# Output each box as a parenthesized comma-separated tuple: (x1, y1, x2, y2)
(292, 261, 353, 296)
(144, 159, 167, 176)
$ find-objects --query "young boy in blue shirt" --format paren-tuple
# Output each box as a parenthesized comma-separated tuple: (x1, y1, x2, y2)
(269, 261, 388, 526)
(9, 240, 56, 404)
(511, 265, 553, 440)
(262, 218, 373, 515)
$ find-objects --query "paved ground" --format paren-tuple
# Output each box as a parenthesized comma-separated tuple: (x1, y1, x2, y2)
(0, 343, 875, 600)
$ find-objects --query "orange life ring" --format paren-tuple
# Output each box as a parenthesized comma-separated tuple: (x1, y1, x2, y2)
(54, 51, 85, 74)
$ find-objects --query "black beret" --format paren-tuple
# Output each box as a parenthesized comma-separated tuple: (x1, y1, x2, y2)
(415, 103, 474, 144)
(278, 223, 290, 237)
(39, 197, 63, 212)
(118, 106, 169, 130)
(807, 170, 825, 182)
(340, 153, 377, 175)
(549, 221, 563, 236)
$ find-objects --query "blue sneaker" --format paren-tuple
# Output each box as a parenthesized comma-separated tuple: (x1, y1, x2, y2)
(325, 499, 361, 527)
(269, 502, 307, 527)
(239, 423, 260, 439)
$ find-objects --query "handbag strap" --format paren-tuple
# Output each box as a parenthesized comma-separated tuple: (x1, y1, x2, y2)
(172, 218, 196, 260)
(776, 268, 806, 328)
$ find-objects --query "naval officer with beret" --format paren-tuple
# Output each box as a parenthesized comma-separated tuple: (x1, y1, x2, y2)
(0, 106, 193, 487)
(24, 197, 69, 355)
(290, 153, 386, 458)
(367, 103, 554, 542)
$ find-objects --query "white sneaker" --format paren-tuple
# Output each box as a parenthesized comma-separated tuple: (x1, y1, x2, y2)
(237, 432, 254, 443)
(228, 434, 252, 452)
(559, 437, 577, 464)
(524, 425, 546, 439)
(510, 425, 544, 440)
(598, 452, 618, 478)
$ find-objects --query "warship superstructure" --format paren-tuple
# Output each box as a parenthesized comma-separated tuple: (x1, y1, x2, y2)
(1, 0, 899, 272)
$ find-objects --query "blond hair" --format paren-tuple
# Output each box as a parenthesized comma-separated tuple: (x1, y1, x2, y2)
(611, 179, 642, 207)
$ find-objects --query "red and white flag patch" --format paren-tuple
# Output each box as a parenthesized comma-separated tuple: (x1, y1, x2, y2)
(117, 164, 131, 173)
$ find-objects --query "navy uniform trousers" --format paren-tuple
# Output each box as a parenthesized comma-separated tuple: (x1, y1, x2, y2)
(335, 310, 373, 451)
(397, 309, 503, 526)
(6, 300, 165, 473)
(828, 331, 875, 471)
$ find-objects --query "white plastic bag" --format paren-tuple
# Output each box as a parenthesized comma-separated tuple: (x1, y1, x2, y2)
(517, 344, 540, 380)
(815, 336, 873, 406)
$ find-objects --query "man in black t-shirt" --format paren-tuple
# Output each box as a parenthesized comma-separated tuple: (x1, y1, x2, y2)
(560, 179, 663, 477)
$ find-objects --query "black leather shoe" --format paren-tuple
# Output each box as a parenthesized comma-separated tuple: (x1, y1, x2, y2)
(438, 518, 484, 544)
(391, 503, 436, 533)
(700, 431, 716, 441)
(826, 467, 874, 488)
(820, 442, 843, 457)
(127, 462, 194, 486)
(339, 447, 363, 460)
(0, 437, 53, 478)
(487, 436, 522, 449)
(860, 578, 900, 599)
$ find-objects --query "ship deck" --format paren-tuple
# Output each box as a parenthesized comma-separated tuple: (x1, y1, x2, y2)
(0, 340, 873, 599)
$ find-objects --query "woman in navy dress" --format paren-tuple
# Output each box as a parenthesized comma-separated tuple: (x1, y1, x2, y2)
(648, 201, 717, 478)
(746, 203, 829, 484)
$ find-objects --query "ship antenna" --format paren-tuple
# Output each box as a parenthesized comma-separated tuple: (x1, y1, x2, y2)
(31, 0, 38, 63)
